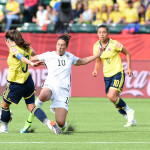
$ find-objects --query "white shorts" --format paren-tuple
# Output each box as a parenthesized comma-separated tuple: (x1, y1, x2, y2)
(42, 83, 70, 113)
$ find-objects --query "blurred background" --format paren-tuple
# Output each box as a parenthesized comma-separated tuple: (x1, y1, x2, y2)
(0, 0, 150, 99)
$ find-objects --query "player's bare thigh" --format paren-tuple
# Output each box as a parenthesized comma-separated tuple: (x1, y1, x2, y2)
(107, 88, 120, 104)
(38, 87, 52, 102)
(55, 108, 67, 127)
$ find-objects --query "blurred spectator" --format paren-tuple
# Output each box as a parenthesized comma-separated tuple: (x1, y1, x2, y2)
(107, 3, 123, 25)
(122, 0, 139, 34)
(50, 0, 60, 8)
(0, 10, 4, 32)
(116, 0, 129, 12)
(78, 2, 93, 24)
(88, 0, 99, 16)
(52, 0, 61, 17)
(138, 4, 146, 25)
(46, 5, 56, 24)
(73, 1, 83, 23)
(145, 4, 150, 25)
(71, 0, 77, 10)
(5, 0, 20, 31)
(92, 4, 108, 25)
(54, 0, 73, 33)
(0, 10, 4, 22)
(97, 0, 114, 14)
(35, 3, 48, 26)
(23, 0, 38, 23)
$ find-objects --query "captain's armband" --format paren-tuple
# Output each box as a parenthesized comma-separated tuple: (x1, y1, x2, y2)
(16, 53, 24, 60)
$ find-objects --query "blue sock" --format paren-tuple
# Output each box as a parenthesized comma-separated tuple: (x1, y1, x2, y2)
(1, 107, 10, 123)
(116, 107, 127, 115)
(115, 98, 126, 109)
(31, 107, 47, 123)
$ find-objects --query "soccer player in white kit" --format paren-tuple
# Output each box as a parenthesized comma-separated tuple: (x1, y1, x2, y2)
(20, 34, 102, 133)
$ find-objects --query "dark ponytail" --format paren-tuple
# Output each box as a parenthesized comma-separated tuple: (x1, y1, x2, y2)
(57, 34, 71, 47)
(5, 29, 31, 50)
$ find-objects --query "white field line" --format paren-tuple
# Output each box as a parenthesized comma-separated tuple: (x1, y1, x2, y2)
(0, 142, 150, 144)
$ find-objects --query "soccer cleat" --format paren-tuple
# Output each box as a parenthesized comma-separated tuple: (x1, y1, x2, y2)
(124, 119, 137, 127)
(0, 126, 8, 133)
(61, 126, 66, 133)
(127, 109, 134, 123)
(20, 122, 31, 133)
(50, 121, 62, 134)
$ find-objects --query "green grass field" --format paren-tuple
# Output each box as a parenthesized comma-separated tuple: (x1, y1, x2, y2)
(0, 96, 150, 150)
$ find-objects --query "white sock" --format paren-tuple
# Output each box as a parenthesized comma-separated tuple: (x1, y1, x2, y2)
(123, 114, 128, 120)
(61, 122, 67, 129)
(1, 121, 8, 130)
(123, 105, 131, 113)
(43, 118, 52, 130)
(35, 98, 44, 108)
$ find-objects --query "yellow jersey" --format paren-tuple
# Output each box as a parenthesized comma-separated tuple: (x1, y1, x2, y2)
(6, 1, 19, 13)
(109, 11, 123, 23)
(93, 38, 124, 77)
(7, 45, 32, 84)
(123, 7, 139, 23)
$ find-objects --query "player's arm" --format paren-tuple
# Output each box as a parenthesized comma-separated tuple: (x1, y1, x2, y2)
(14, 53, 43, 67)
(92, 57, 101, 77)
(31, 47, 36, 56)
(75, 46, 104, 66)
(121, 47, 133, 77)
(75, 53, 100, 66)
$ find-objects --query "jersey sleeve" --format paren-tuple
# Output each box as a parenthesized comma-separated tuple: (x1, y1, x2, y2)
(93, 44, 99, 55)
(114, 41, 123, 52)
(10, 47, 19, 55)
(69, 53, 79, 65)
(37, 52, 50, 61)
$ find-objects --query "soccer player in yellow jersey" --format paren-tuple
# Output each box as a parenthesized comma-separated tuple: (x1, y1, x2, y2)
(0, 29, 62, 134)
(93, 25, 136, 127)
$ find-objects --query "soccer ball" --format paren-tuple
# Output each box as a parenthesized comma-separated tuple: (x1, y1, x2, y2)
(0, 109, 13, 122)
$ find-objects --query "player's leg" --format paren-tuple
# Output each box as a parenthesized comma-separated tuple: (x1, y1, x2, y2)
(106, 71, 136, 126)
(20, 93, 61, 134)
(28, 102, 62, 134)
(21, 87, 52, 133)
(0, 99, 11, 133)
(50, 87, 69, 132)
(55, 108, 67, 131)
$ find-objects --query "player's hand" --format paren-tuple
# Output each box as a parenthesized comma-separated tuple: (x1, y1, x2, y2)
(31, 61, 44, 67)
(92, 70, 97, 77)
(98, 46, 105, 56)
(127, 68, 133, 77)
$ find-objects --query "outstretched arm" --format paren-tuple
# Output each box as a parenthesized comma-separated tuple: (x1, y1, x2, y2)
(92, 57, 101, 77)
(121, 47, 133, 77)
(14, 54, 43, 67)
(75, 46, 104, 66)
(75, 53, 100, 66)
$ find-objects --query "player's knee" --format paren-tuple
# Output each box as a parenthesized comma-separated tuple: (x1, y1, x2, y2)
(56, 119, 65, 128)
(107, 94, 117, 103)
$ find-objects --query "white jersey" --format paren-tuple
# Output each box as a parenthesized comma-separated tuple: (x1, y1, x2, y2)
(38, 51, 79, 89)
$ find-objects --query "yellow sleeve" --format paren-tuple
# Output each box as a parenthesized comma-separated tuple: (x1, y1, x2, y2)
(10, 47, 19, 55)
(93, 44, 99, 55)
(146, 9, 150, 20)
(114, 41, 123, 51)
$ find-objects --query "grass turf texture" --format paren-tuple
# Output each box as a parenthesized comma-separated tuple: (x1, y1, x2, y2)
(0, 97, 150, 150)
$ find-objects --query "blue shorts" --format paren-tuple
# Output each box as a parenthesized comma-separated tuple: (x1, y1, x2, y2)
(104, 71, 125, 94)
(3, 74, 36, 105)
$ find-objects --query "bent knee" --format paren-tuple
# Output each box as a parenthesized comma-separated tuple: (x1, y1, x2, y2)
(56, 119, 65, 128)
(107, 94, 118, 103)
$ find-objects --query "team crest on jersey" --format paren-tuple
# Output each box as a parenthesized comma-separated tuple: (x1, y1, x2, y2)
(11, 48, 18, 53)
(116, 43, 121, 48)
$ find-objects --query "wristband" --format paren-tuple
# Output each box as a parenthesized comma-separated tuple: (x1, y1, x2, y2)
(16, 53, 24, 60)
(31, 62, 34, 66)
